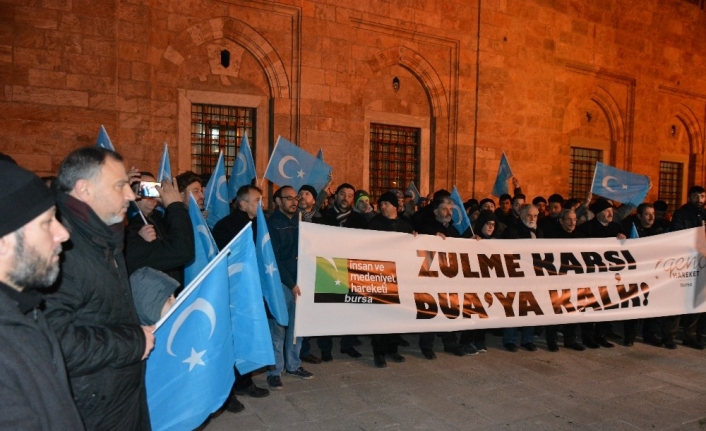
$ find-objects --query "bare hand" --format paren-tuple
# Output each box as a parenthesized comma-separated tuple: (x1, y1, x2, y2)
(141, 325, 156, 360)
(138, 225, 156, 242)
(436, 232, 447, 240)
(616, 233, 626, 240)
(128, 167, 141, 187)
(292, 285, 301, 301)
(159, 178, 182, 207)
(584, 192, 592, 206)
(512, 177, 520, 189)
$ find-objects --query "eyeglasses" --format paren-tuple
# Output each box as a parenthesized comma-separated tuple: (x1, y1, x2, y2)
(281, 195, 300, 202)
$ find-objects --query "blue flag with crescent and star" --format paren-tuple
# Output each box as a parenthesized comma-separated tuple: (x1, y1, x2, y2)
(223, 223, 275, 374)
(591, 162, 650, 207)
(95, 125, 115, 151)
(406, 181, 421, 202)
(263, 136, 332, 191)
(255, 202, 289, 326)
(491, 152, 513, 197)
(157, 143, 172, 183)
(184, 193, 218, 286)
(450, 186, 472, 236)
(629, 222, 640, 239)
(227, 135, 257, 202)
(204, 152, 231, 229)
(146, 254, 235, 431)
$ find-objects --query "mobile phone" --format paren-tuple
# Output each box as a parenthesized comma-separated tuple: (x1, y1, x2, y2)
(139, 181, 161, 198)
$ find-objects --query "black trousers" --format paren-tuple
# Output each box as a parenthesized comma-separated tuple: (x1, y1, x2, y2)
(546, 324, 578, 345)
(372, 334, 399, 356)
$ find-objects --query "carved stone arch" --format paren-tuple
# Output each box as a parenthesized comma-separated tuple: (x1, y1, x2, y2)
(158, 17, 290, 98)
(673, 103, 703, 156)
(367, 46, 448, 117)
(589, 86, 625, 145)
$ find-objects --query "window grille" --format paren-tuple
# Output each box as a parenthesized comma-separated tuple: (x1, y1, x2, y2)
(658, 161, 683, 212)
(190, 104, 255, 176)
(569, 147, 603, 199)
(369, 123, 420, 201)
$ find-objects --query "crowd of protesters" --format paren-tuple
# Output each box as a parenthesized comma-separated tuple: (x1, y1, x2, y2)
(1, 147, 705, 430)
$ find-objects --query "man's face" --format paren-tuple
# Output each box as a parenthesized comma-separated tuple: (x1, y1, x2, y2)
(336, 187, 354, 211)
(548, 202, 562, 218)
(135, 174, 159, 216)
(596, 207, 614, 224)
(536, 202, 546, 214)
(86, 157, 136, 225)
(6, 207, 69, 290)
(276, 187, 299, 216)
(298, 190, 315, 210)
(559, 212, 577, 233)
(397, 196, 405, 212)
(181, 181, 204, 209)
(481, 220, 496, 237)
(356, 197, 370, 213)
(499, 199, 511, 213)
(638, 207, 655, 228)
(521, 207, 539, 229)
(481, 201, 495, 212)
(379, 201, 397, 219)
(434, 201, 453, 225)
(512, 198, 525, 216)
(240, 191, 262, 219)
(689, 192, 706, 209)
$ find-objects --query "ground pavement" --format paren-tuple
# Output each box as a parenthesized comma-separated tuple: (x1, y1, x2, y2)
(203, 331, 706, 431)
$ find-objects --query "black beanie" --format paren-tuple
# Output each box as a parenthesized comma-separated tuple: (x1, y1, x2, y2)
(298, 184, 318, 200)
(591, 198, 612, 214)
(0, 161, 56, 237)
(378, 191, 399, 209)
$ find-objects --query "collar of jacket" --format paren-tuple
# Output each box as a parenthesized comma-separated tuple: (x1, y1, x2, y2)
(57, 193, 124, 251)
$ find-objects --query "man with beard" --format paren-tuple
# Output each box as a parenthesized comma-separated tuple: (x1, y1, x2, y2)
(501, 204, 541, 351)
(176, 171, 205, 212)
(44, 147, 155, 431)
(538, 194, 564, 238)
(575, 198, 626, 349)
(0, 161, 85, 431)
(664, 186, 706, 350)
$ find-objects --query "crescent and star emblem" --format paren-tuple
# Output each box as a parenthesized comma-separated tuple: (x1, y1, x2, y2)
(234, 153, 248, 176)
(166, 298, 217, 357)
(196, 225, 215, 258)
(601, 175, 626, 193)
(451, 204, 464, 226)
(278, 156, 299, 179)
(216, 176, 228, 203)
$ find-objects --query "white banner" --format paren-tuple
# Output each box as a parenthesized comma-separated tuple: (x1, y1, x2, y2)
(294, 223, 706, 337)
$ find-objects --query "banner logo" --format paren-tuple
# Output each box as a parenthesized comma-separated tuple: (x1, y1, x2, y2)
(314, 257, 400, 304)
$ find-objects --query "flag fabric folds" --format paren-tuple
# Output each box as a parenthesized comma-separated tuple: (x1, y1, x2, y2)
(263, 136, 332, 191)
(204, 152, 230, 229)
(146, 255, 235, 431)
(450, 186, 472, 236)
(157, 143, 172, 182)
(491, 152, 514, 197)
(629, 222, 640, 239)
(184, 194, 218, 286)
(591, 162, 650, 207)
(227, 135, 257, 202)
(224, 224, 275, 374)
(406, 181, 421, 202)
(316, 148, 324, 161)
(95, 125, 115, 151)
(255, 202, 289, 326)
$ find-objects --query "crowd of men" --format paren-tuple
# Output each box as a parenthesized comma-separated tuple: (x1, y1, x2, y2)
(1, 147, 705, 430)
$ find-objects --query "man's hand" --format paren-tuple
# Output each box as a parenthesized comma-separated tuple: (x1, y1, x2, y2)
(616, 233, 627, 240)
(435, 232, 447, 240)
(512, 177, 520, 189)
(159, 178, 182, 207)
(292, 285, 301, 301)
(141, 325, 156, 360)
(128, 167, 141, 187)
(138, 225, 156, 242)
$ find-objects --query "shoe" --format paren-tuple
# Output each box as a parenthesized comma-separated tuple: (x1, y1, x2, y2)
(521, 342, 537, 352)
(285, 367, 314, 379)
(321, 351, 333, 362)
(234, 383, 270, 398)
(584, 340, 600, 349)
(547, 340, 559, 352)
(300, 353, 322, 364)
(341, 347, 362, 358)
(225, 394, 245, 413)
(444, 346, 466, 357)
(374, 355, 387, 368)
(504, 343, 518, 352)
(664, 339, 678, 350)
(565, 343, 586, 351)
(623, 340, 635, 347)
(460, 344, 479, 356)
(267, 375, 283, 391)
(474, 343, 487, 353)
(396, 336, 410, 347)
(596, 338, 614, 348)
(683, 339, 706, 350)
(421, 349, 437, 360)
(387, 352, 406, 363)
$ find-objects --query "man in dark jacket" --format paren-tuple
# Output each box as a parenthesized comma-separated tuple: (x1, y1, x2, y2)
(0, 161, 85, 431)
(125, 172, 194, 286)
(44, 147, 155, 431)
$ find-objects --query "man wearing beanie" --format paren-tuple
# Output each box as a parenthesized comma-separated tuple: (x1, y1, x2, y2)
(0, 161, 85, 430)
(297, 184, 323, 222)
(43, 147, 155, 431)
(353, 189, 375, 222)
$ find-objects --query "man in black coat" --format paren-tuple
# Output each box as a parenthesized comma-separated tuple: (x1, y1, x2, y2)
(44, 148, 155, 431)
(0, 161, 85, 431)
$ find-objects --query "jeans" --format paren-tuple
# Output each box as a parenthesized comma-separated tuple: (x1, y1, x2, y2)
(503, 326, 535, 345)
(268, 284, 302, 376)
